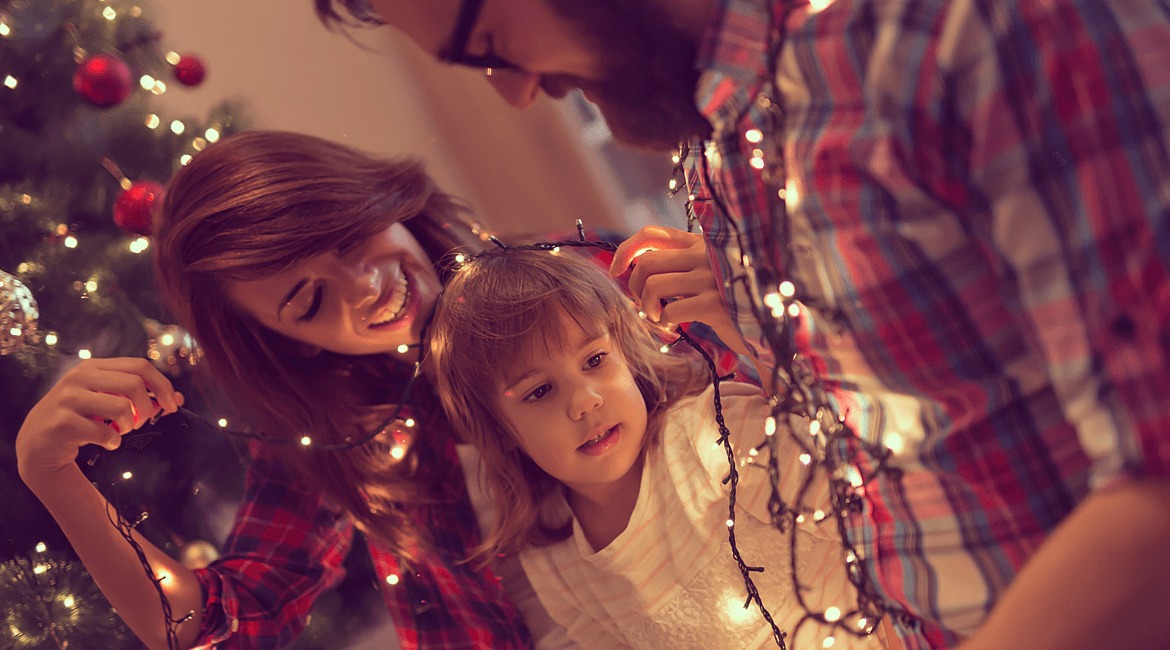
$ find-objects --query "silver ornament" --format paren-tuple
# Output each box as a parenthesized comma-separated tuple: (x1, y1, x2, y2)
(0, 268, 39, 356)
(145, 318, 201, 376)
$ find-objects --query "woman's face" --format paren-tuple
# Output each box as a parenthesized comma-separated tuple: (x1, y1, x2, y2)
(227, 222, 442, 356)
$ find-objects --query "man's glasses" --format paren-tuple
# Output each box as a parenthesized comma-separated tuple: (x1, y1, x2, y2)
(440, 0, 520, 71)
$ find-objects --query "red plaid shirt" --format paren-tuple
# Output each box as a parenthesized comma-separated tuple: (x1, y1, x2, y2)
(689, 0, 1170, 647)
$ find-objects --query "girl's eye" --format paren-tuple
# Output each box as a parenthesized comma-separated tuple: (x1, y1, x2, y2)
(586, 352, 608, 369)
(524, 384, 551, 402)
(297, 287, 323, 322)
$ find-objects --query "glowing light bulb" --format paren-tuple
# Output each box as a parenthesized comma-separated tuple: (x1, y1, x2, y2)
(45, 332, 58, 346)
(139, 74, 155, 90)
(3, 75, 16, 89)
(726, 519, 734, 528)
(170, 120, 185, 135)
(35, 542, 47, 553)
(146, 114, 160, 129)
(764, 416, 777, 436)
(745, 128, 763, 143)
(300, 436, 312, 446)
(404, 418, 416, 428)
(217, 418, 228, 428)
(102, 6, 117, 20)
(799, 453, 812, 465)
(64, 236, 78, 248)
(397, 344, 409, 354)
(390, 446, 406, 460)
(205, 128, 221, 142)
(825, 606, 841, 622)
(78, 349, 92, 359)
(386, 574, 400, 585)
(122, 471, 133, 480)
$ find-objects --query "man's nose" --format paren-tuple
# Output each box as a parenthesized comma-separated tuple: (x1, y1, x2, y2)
(486, 68, 542, 109)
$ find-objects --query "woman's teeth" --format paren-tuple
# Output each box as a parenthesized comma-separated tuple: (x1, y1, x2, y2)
(369, 271, 411, 326)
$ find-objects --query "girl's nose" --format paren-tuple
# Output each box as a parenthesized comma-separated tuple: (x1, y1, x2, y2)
(485, 68, 542, 109)
(570, 383, 603, 421)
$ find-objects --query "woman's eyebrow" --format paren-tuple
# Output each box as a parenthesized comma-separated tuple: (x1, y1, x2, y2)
(276, 279, 309, 321)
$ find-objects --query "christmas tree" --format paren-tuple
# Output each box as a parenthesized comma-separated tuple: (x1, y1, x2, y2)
(0, 1, 383, 647)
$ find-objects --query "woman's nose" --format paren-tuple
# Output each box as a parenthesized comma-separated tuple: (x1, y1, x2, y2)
(570, 383, 603, 421)
(347, 265, 381, 309)
(485, 68, 542, 109)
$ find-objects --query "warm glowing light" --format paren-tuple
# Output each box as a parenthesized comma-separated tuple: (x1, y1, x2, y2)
(799, 453, 812, 465)
(726, 519, 734, 528)
(722, 590, 757, 625)
(170, 120, 185, 135)
(64, 235, 78, 248)
(33, 564, 48, 574)
(809, 0, 835, 11)
(750, 157, 765, 170)
(788, 303, 801, 318)
(809, 420, 822, 436)
(180, 154, 193, 165)
(551, 246, 561, 254)
(454, 253, 466, 264)
(814, 509, 826, 521)
(763, 292, 782, 309)
(386, 574, 400, 585)
(35, 542, 46, 553)
(404, 418, 416, 428)
(786, 180, 800, 207)
(659, 344, 670, 353)
(764, 416, 777, 436)
(151, 80, 166, 95)
(78, 349, 92, 359)
(63, 595, 75, 608)
(20, 194, 30, 204)
(193, 137, 207, 150)
(155, 567, 173, 584)
(85, 279, 98, 292)
(130, 6, 142, 17)
(205, 128, 221, 142)
(300, 436, 312, 446)
(9, 327, 19, 337)
(145, 114, 160, 129)
(166, 51, 181, 64)
(129, 237, 150, 253)
(217, 418, 228, 428)
(825, 606, 842, 622)
(139, 74, 156, 90)
(396, 344, 409, 354)
(160, 333, 175, 346)
(45, 332, 58, 346)
(3, 75, 16, 89)
(823, 637, 836, 648)
(0, 23, 10, 37)
(668, 178, 679, 190)
(745, 128, 763, 143)
(884, 432, 905, 455)
(102, 6, 117, 19)
(637, 310, 646, 319)
(390, 446, 406, 460)
(779, 281, 796, 298)
(122, 471, 133, 480)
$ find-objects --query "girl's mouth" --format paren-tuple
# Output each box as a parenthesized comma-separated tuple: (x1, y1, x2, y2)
(578, 425, 620, 456)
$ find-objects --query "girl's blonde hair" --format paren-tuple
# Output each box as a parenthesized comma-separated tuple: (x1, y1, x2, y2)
(428, 247, 710, 564)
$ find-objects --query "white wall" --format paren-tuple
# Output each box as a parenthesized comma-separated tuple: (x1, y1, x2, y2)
(150, 0, 624, 235)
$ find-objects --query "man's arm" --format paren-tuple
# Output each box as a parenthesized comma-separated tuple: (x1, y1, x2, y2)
(960, 477, 1170, 650)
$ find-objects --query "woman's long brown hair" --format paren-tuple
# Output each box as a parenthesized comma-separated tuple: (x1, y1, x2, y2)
(153, 130, 485, 558)
(428, 248, 711, 565)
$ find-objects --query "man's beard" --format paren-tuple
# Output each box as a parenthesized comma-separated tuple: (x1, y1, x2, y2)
(544, 0, 712, 151)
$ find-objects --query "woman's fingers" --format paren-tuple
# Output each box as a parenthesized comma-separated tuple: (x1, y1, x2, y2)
(82, 357, 181, 413)
(610, 226, 702, 278)
(638, 269, 714, 322)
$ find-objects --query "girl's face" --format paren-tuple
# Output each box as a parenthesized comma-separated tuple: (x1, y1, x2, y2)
(494, 315, 649, 504)
(227, 222, 442, 356)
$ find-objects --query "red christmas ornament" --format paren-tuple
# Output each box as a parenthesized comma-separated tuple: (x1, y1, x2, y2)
(173, 54, 207, 87)
(73, 53, 133, 108)
(113, 181, 165, 236)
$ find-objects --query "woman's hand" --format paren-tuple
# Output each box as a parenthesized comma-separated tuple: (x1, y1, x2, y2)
(16, 357, 183, 485)
(609, 225, 748, 356)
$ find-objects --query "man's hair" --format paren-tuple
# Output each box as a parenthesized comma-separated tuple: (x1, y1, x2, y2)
(428, 247, 710, 564)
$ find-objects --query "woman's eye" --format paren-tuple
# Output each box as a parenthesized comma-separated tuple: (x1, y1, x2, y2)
(587, 352, 608, 369)
(297, 287, 323, 322)
(525, 384, 551, 402)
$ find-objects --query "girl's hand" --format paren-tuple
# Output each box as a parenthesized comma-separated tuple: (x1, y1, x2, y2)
(16, 357, 183, 484)
(609, 225, 748, 356)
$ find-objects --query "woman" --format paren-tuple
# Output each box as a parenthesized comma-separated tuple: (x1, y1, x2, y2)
(15, 131, 544, 648)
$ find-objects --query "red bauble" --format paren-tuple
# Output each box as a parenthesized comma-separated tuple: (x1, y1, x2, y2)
(173, 54, 207, 87)
(73, 53, 133, 108)
(113, 181, 165, 236)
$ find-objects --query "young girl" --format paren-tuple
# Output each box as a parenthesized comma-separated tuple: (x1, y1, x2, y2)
(428, 248, 889, 649)
(16, 130, 599, 649)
